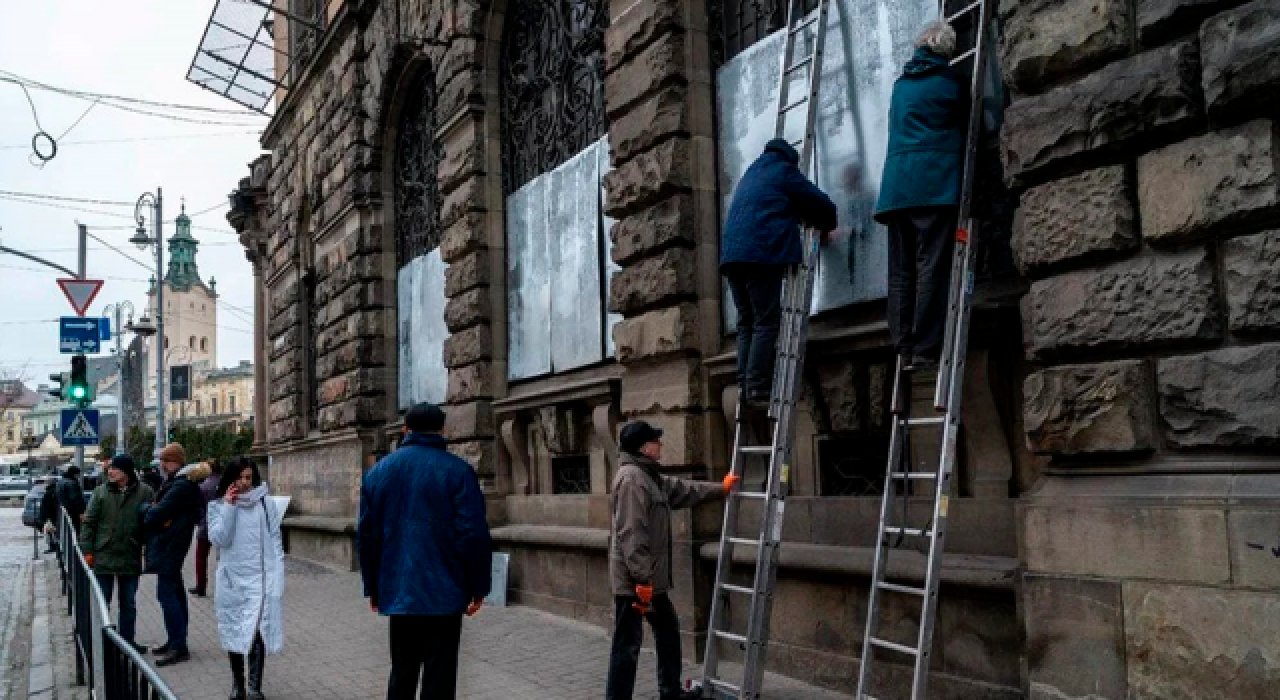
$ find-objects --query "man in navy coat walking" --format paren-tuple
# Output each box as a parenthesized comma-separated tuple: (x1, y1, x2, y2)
(359, 402, 493, 700)
(721, 138, 838, 408)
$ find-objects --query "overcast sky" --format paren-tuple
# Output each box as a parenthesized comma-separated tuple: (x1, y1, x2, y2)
(0, 1, 268, 388)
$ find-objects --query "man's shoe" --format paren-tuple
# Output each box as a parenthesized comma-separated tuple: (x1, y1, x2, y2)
(188, 587, 206, 597)
(151, 643, 171, 655)
(43, 548, 57, 554)
(229, 683, 247, 700)
(155, 650, 190, 666)
(129, 642, 149, 655)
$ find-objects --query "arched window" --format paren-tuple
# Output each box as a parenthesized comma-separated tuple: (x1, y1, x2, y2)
(200, 337, 208, 352)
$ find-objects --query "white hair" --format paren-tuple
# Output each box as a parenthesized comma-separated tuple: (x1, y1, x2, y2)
(914, 20, 957, 59)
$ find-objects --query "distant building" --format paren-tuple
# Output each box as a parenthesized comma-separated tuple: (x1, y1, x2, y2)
(171, 360, 255, 431)
(0, 380, 40, 454)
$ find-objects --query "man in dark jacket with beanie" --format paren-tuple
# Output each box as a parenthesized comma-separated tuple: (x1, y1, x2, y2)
(359, 402, 493, 700)
(141, 442, 202, 666)
(874, 21, 970, 367)
(721, 138, 838, 408)
(56, 465, 87, 524)
(81, 455, 154, 651)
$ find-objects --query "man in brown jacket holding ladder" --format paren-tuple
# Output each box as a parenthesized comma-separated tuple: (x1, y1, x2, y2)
(606, 421, 739, 700)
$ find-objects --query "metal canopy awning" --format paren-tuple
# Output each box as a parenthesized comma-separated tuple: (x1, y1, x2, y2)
(186, 0, 321, 115)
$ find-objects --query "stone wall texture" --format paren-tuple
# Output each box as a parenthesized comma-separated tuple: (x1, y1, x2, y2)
(1012, 165, 1138, 275)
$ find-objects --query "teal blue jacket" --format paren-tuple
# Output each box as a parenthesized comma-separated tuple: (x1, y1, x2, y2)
(874, 48, 970, 222)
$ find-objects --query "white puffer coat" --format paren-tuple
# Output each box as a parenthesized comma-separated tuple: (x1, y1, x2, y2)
(207, 484, 288, 654)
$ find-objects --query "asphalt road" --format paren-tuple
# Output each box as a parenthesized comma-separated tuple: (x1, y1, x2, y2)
(0, 508, 37, 700)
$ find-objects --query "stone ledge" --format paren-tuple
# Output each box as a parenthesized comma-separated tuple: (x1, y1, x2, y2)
(491, 524, 611, 551)
(696, 541, 1018, 591)
(282, 515, 357, 534)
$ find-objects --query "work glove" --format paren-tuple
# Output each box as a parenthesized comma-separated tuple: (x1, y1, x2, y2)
(632, 583, 655, 615)
(723, 473, 741, 493)
(466, 599, 484, 617)
(84, 554, 94, 569)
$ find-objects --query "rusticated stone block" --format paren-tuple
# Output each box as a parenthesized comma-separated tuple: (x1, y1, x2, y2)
(609, 83, 688, 165)
(446, 361, 494, 402)
(269, 395, 302, 425)
(1001, 39, 1202, 186)
(444, 287, 491, 332)
(440, 176, 485, 233)
(439, 210, 486, 264)
(1024, 576, 1129, 700)
(1137, 119, 1279, 244)
(607, 247, 697, 315)
(1224, 229, 1280, 332)
(1022, 249, 1221, 357)
(1000, 0, 1132, 94)
(317, 396, 384, 431)
(603, 139, 692, 218)
(1202, 0, 1280, 123)
(444, 249, 490, 297)
(450, 439, 496, 477)
(612, 303, 700, 363)
(1023, 360, 1156, 454)
(620, 359, 701, 414)
(604, 30, 684, 118)
(1158, 343, 1280, 448)
(1012, 165, 1138, 275)
(316, 368, 384, 407)
(317, 337, 386, 380)
(443, 400, 494, 441)
(443, 324, 493, 368)
(605, 0, 684, 72)
(1138, 0, 1245, 44)
(610, 194, 696, 266)
(1125, 582, 1280, 699)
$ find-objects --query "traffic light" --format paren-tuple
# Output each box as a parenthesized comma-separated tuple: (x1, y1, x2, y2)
(68, 354, 92, 406)
(47, 372, 66, 401)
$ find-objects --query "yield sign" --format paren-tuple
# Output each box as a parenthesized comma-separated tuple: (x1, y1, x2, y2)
(56, 278, 104, 317)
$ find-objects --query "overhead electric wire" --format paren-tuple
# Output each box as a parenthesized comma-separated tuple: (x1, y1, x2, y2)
(0, 130, 261, 151)
(0, 195, 241, 236)
(0, 189, 135, 206)
(84, 230, 157, 274)
(0, 69, 268, 117)
(0, 263, 148, 283)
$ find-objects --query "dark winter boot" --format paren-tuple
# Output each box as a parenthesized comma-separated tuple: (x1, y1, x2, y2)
(228, 653, 247, 700)
(247, 639, 265, 700)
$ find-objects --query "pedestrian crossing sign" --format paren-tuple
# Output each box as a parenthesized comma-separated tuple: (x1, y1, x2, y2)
(60, 408, 100, 447)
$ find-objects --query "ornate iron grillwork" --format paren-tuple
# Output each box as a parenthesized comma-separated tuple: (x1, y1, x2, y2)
(394, 69, 444, 268)
(818, 434, 888, 497)
(713, 0, 819, 65)
(500, 0, 608, 195)
(551, 455, 593, 495)
(289, 0, 327, 68)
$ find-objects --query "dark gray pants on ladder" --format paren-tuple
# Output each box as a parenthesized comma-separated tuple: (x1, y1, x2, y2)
(887, 206, 957, 362)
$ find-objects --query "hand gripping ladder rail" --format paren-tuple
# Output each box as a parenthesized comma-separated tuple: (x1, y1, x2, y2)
(700, 0, 832, 696)
(854, 1, 992, 699)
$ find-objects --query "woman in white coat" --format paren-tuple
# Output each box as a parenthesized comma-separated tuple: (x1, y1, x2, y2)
(207, 457, 285, 700)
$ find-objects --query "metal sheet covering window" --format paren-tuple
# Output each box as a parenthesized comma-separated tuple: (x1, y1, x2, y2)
(716, 0, 937, 320)
(507, 139, 615, 381)
(395, 69, 448, 408)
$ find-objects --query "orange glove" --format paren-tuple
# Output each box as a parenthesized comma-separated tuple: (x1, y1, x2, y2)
(466, 599, 484, 616)
(83, 554, 94, 569)
(632, 583, 654, 615)
(723, 473, 741, 493)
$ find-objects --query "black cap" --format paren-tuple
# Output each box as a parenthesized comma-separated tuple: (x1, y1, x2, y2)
(109, 455, 138, 482)
(619, 421, 663, 454)
(405, 402, 446, 433)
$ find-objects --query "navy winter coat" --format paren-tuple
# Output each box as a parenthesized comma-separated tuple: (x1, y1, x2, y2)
(358, 432, 493, 616)
(720, 139, 838, 268)
(874, 48, 970, 221)
(141, 472, 203, 574)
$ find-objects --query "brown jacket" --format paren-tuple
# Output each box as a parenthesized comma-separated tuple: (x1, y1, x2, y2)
(609, 451, 723, 595)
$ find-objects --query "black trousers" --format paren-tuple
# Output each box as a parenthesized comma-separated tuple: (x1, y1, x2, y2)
(605, 593, 684, 700)
(724, 263, 786, 402)
(387, 614, 463, 700)
(886, 207, 958, 361)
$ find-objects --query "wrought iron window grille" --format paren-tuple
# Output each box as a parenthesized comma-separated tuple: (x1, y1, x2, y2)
(394, 69, 444, 268)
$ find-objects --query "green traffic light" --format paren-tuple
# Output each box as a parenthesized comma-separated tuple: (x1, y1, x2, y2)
(70, 386, 87, 400)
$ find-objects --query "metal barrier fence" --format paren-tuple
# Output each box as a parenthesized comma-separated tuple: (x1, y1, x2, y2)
(55, 509, 179, 700)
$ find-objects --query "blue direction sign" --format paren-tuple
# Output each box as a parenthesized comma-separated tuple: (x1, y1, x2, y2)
(60, 317, 101, 354)
(60, 408, 100, 447)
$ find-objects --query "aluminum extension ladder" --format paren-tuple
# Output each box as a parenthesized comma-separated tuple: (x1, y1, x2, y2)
(700, 0, 832, 696)
(854, 1, 993, 698)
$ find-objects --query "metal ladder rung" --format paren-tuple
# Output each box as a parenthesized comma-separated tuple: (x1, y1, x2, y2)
(708, 678, 742, 694)
(780, 95, 810, 114)
(720, 583, 754, 595)
(715, 630, 748, 644)
(784, 56, 814, 75)
(869, 637, 920, 656)
(790, 13, 820, 34)
(951, 47, 977, 65)
(889, 471, 938, 480)
(728, 536, 761, 547)
(739, 446, 773, 455)
(883, 526, 931, 538)
(946, 0, 982, 22)
(877, 581, 926, 596)
(737, 491, 768, 500)
(903, 416, 945, 427)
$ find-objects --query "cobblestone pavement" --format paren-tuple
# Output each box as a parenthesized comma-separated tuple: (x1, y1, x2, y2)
(0, 509, 37, 700)
(118, 549, 845, 700)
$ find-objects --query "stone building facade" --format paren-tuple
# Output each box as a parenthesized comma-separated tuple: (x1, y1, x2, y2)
(219, 0, 1280, 696)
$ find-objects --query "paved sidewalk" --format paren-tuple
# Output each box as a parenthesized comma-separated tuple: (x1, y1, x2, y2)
(118, 553, 845, 700)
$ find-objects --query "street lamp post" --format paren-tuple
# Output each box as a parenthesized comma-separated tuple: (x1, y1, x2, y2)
(132, 189, 165, 455)
(102, 301, 140, 457)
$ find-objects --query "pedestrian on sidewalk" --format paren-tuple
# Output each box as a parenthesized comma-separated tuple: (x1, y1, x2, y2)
(721, 138, 839, 410)
(38, 476, 60, 553)
(605, 421, 740, 700)
(359, 402, 493, 700)
(56, 464, 87, 524)
(874, 20, 969, 368)
(80, 455, 154, 653)
(190, 459, 223, 597)
(208, 457, 286, 700)
(141, 443, 204, 667)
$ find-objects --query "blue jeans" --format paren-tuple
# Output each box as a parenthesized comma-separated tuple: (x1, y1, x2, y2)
(96, 574, 139, 643)
(154, 572, 188, 652)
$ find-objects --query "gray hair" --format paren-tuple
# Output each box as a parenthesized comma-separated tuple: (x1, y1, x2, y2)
(914, 20, 957, 59)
